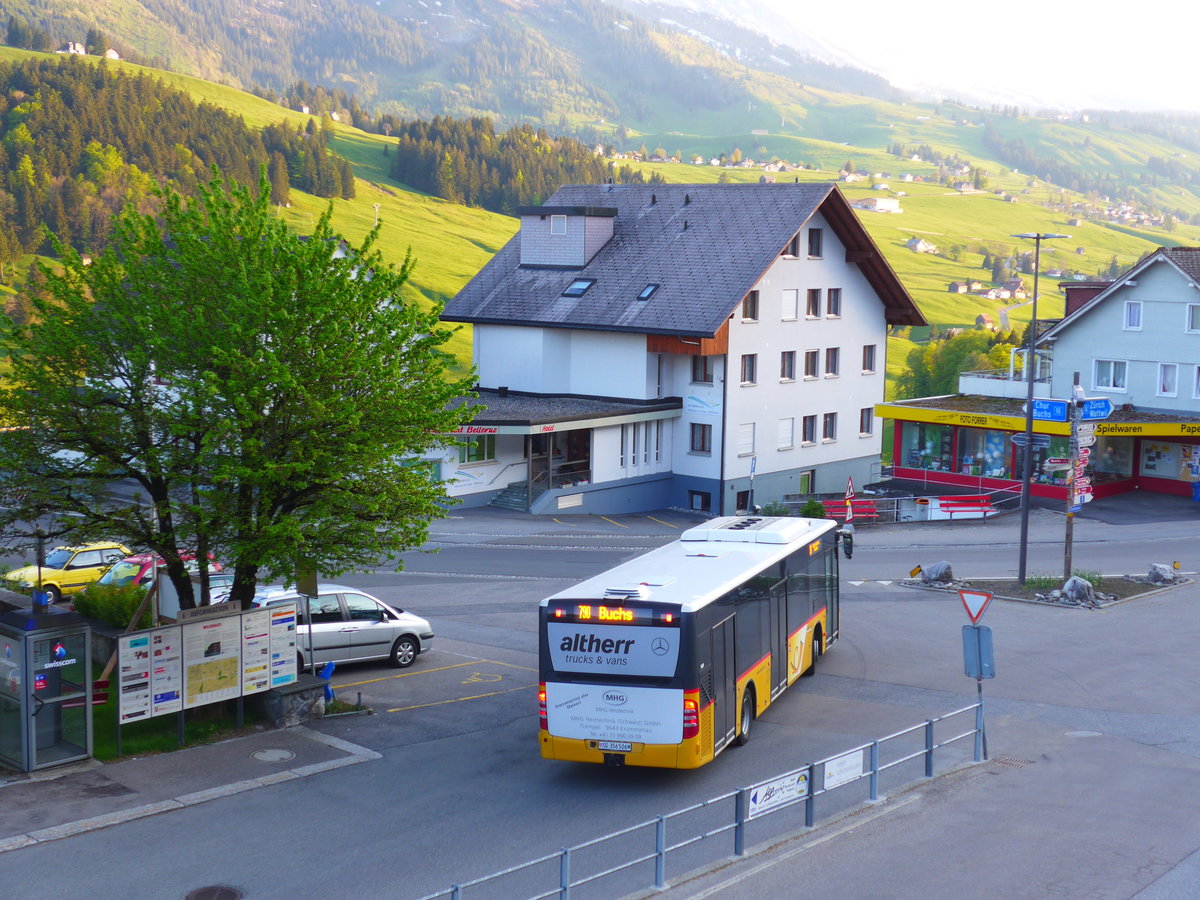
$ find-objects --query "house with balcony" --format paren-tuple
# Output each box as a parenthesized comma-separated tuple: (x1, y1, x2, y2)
(438, 182, 924, 515)
(876, 248, 1200, 500)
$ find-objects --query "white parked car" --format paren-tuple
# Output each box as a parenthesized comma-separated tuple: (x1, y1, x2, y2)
(252, 583, 434, 669)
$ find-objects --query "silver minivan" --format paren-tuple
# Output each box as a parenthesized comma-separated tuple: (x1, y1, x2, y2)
(253, 583, 434, 669)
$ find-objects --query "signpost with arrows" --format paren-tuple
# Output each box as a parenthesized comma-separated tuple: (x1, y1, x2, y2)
(1064, 375, 1113, 578)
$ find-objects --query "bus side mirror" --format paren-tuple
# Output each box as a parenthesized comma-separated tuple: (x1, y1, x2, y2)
(839, 525, 854, 559)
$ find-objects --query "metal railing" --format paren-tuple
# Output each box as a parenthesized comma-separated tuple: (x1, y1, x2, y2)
(414, 702, 984, 900)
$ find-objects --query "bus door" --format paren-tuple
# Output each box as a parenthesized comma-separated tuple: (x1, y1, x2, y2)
(710, 616, 736, 751)
(770, 581, 788, 698)
(825, 549, 840, 641)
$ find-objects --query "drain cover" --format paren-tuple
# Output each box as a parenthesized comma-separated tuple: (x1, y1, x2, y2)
(994, 757, 1035, 768)
(251, 748, 295, 762)
(185, 887, 243, 900)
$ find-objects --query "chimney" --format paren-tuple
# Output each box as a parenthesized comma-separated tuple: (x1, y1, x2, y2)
(497, 386, 509, 398)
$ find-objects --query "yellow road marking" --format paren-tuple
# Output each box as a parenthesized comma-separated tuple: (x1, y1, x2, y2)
(386, 684, 536, 712)
(333, 658, 535, 689)
(646, 515, 677, 528)
(462, 672, 503, 683)
(552, 518, 579, 527)
(600, 515, 628, 528)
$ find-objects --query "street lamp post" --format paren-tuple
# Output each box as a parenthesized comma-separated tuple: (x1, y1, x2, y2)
(1013, 232, 1068, 585)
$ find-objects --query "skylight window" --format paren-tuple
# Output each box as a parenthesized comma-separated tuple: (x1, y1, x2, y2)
(562, 279, 596, 298)
(638, 283, 659, 301)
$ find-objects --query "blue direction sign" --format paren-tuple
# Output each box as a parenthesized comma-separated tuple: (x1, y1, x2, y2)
(1080, 397, 1114, 421)
(1011, 433, 1052, 448)
(1030, 398, 1069, 422)
(962, 624, 995, 679)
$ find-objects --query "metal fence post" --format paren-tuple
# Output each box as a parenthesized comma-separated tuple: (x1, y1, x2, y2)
(734, 789, 747, 856)
(974, 700, 983, 763)
(559, 847, 570, 900)
(805, 764, 816, 827)
(656, 815, 668, 885)
(924, 719, 934, 778)
(451, 886, 461, 900)
(869, 741, 879, 801)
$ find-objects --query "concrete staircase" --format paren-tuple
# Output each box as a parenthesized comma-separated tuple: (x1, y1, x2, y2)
(490, 481, 532, 511)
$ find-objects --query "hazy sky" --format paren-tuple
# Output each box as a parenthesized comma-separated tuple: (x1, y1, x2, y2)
(764, 1, 1195, 112)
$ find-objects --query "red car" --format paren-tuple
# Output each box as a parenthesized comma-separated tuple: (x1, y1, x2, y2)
(95, 552, 223, 588)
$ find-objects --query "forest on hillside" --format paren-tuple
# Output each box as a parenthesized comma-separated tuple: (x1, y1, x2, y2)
(0, 56, 354, 267)
(387, 116, 660, 214)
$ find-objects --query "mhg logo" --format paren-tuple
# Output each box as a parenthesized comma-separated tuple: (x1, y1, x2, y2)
(603, 691, 628, 705)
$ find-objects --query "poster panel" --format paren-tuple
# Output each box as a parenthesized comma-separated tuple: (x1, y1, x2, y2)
(183, 615, 242, 709)
(150, 626, 183, 716)
(240, 608, 272, 695)
(117, 633, 153, 723)
(268, 601, 298, 687)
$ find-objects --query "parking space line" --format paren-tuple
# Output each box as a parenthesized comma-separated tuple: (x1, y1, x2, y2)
(552, 518, 580, 527)
(599, 515, 628, 528)
(333, 658, 536, 689)
(646, 515, 678, 528)
(385, 683, 536, 713)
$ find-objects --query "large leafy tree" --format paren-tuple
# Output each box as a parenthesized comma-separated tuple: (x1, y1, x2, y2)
(0, 171, 475, 610)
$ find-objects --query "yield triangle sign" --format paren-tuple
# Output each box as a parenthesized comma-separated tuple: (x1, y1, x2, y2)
(959, 590, 993, 624)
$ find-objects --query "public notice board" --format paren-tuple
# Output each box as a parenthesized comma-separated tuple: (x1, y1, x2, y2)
(117, 603, 300, 723)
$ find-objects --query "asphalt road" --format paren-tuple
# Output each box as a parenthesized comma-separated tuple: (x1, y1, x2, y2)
(2, 501, 1199, 899)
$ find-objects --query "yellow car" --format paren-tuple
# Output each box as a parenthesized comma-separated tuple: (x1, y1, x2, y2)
(3, 541, 132, 603)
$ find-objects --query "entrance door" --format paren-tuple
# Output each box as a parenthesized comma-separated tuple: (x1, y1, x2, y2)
(28, 631, 91, 769)
(711, 616, 736, 751)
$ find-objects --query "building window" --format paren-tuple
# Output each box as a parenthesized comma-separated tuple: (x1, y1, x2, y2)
(826, 288, 842, 317)
(690, 423, 712, 454)
(738, 423, 756, 456)
(689, 490, 712, 513)
(825, 347, 840, 377)
(1188, 304, 1200, 333)
(550, 215, 566, 235)
(1123, 300, 1142, 330)
(458, 435, 496, 463)
(691, 355, 714, 384)
(778, 417, 795, 450)
(859, 407, 874, 435)
(740, 354, 757, 385)
(802, 415, 817, 444)
(822, 412, 838, 441)
(862, 344, 877, 373)
(806, 289, 821, 318)
(638, 283, 659, 301)
(1094, 359, 1127, 391)
(742, 290, 759, 321)
(1159, 363, 1178, 397)
(1194, 365, 1200, 399)
(782, 233, 800, 257)
(780, 351, 796, 381)
(654, 420, 663, 463)
(561, 278, 595, 298)
(782, 289, 799, 320)
(808, 227, 823, 258)
(804, 350, 819, 379)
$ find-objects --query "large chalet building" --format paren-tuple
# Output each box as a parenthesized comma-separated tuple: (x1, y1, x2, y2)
(437, 182, 924, 515)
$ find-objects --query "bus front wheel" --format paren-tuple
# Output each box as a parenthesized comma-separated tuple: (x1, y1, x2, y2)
(734, 689, 754, 746)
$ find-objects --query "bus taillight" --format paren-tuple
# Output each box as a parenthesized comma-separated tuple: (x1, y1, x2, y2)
(683, 698, 699, 739)
(538, 683, 548, 730)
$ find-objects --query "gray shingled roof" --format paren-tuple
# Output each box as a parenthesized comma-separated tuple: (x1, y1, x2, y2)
(443, 182, 922, 337)
(450, 390, 681, 426)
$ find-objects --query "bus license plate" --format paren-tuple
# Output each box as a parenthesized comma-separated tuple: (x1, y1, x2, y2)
(598, 741, 632, 753)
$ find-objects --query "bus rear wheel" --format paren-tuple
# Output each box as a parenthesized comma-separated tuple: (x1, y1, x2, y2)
(734, 688, 754, 746)
(802, 630, 822, 677)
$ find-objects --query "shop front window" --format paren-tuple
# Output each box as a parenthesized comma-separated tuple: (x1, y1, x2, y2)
(1092, 437, 1133, 479)
(958, 427, 1011, 478)
(1140, 441, 1200, 483)
(1032, 435, 1073, 485)
(901, 422, 953, 471)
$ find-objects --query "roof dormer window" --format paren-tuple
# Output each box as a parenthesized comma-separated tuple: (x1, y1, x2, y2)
(562, 279, 596, 298)
(550, 215, 566, 235)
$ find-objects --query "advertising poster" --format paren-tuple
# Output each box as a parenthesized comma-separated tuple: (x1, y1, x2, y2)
(546, 623, 680, 678)
(544, 682, 683, 744)
(117, 633, 153, 723)
(150, 626, 183, 716)
(182, 615, 241, 709)
(240, 609, 272, 695)
(268, 602, 299, 687)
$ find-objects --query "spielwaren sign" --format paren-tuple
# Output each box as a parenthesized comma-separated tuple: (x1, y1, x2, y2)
(875, 403, 1200, 439)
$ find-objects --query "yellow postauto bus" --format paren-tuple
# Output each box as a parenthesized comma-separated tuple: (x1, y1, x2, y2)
(538, 515, 846, 769)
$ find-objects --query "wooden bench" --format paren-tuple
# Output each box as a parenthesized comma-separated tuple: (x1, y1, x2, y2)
(821, 499, 880, 521)
(936, 495, 997, 519)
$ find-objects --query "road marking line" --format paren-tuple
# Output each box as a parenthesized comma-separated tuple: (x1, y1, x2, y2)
(682, 796, 919, 899)
(552, 518, 579, 527)
(646, 516, 678, 528)
(600, 515, 628, 528)
(386, 683, 536, 712)
(334, 658, 535, 689)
